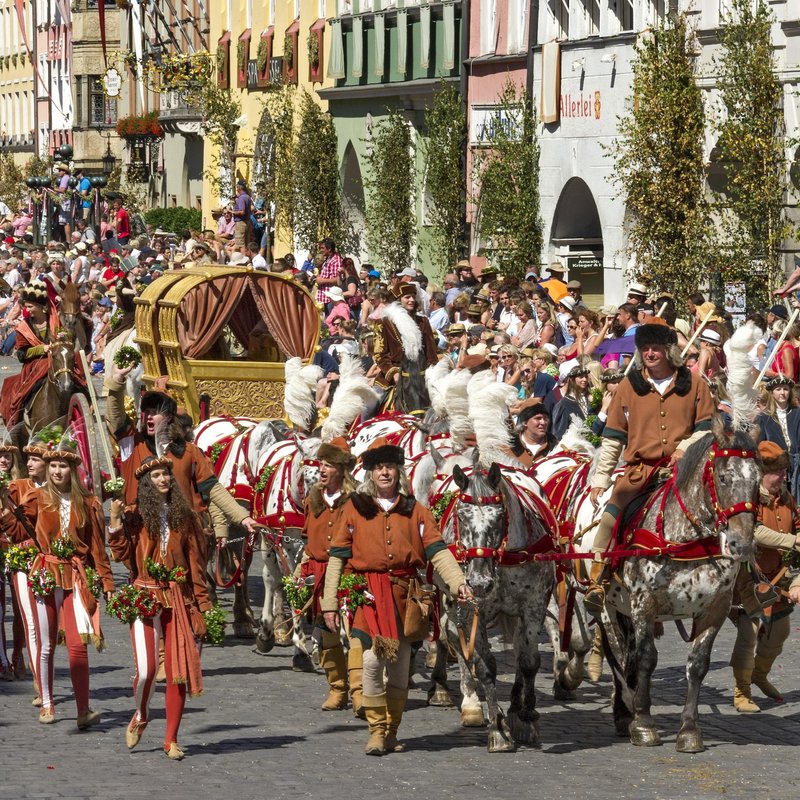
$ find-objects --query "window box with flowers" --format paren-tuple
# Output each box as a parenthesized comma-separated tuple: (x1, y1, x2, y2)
(307, 20, 325, 83)
(237, 31, 251, 89)
(256, 32, 273, 87)
(116, 111, 165, 140)
(282, 23, 299, 86)
(217, 33, 231, 89)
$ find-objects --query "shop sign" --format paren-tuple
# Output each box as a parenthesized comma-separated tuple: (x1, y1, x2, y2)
(560, 90, 601, 121)
(567, 255, 603, 271)
(470, 105, 522, 145)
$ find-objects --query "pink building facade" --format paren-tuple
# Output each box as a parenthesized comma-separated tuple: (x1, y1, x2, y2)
(465, 0, 530, 271)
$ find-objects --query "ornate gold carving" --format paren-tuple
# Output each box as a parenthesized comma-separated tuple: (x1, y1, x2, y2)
(193, 379, 285, 420)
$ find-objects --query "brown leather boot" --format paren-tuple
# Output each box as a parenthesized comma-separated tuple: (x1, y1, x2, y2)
(586, 626, 603, 682)
(319, 645, 348, 710)
(362, 694, 387, 756)
(385, 687, 408, 753)
(732, 668, 760, 713)
(348, 642, 365, 719)
(752, 655, 783, 701)
(584, 561, 609, 620)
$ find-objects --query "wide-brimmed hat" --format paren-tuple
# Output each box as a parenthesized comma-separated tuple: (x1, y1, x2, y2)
(447, 323, 466, 336)
(627, 282, 648, 298)
(566, 280, 582, 290)
(327, 286, 345, 302)
(699, 329, 721, 346)
(558, 296, 576, 312)
(362, 437, 405, 470)
(41, 427, 81, 464)
(317, 437, 355, 468)
(24, 425, 62, 457)
(229, 251, 249, 266)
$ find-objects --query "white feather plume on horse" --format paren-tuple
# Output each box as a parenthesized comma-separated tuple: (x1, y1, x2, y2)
(444, 368, 474, 447)
(723, 323, 761, 431)
(426, 357, 453, 418)
(284, 357, 323, 431)
(382, 301, 422, 360)
(559, 415, 598, 456)
(468, 371, 518, 468)
(321, 355, 381, 441)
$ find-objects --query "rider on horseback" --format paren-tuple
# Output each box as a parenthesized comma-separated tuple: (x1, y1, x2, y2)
(585, 319, 716, 618)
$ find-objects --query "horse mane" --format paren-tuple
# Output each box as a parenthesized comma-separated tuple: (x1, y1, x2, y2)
(495, 470, 547, 552)
(675, 424, 755, 491)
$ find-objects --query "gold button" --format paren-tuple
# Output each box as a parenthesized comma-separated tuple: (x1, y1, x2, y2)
(660, 425, 666, 430)
(326, 547, 330, 553)
(327, 535, 332, 541)
(327, 521, 333, 527)
(660, 411, 666, 417)
(388, 554, 394, 559)
(662, 439, 667, 444)
(386, 525, 391, 530)
(386, 540, 391, 545)
(476, 548, 484, 556)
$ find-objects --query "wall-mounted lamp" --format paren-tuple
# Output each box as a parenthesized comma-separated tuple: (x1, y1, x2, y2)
(600, 52, 617, 64)
(571, 58, 585, 72)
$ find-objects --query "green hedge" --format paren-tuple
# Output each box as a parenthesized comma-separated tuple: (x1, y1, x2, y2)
(143, 207, 202, 234)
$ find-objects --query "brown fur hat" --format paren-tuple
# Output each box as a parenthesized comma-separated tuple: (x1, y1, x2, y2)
(758, 440, 790, 473)
(317, 437, 355, 468)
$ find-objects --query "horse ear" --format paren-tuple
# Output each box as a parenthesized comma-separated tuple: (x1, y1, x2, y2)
(453, 464, 469, 493)
(487, 462, 502, 489)
(711, 412, 729, 445)
(428, 443, 445, 471)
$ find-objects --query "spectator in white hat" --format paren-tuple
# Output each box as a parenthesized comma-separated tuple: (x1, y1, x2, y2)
(556, 295, 577, 346)
(693, 328, 724, 380)
(626, 281, 648, 306)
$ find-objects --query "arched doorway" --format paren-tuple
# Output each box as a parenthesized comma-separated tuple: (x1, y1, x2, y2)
(550, 178, 604, 307)
(342, 141, 367, 261)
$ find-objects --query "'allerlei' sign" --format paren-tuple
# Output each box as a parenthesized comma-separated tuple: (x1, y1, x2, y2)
(560, 90, 602, 121)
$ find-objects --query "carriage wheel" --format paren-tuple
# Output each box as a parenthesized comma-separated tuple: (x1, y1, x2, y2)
(67, 393, 103, 494)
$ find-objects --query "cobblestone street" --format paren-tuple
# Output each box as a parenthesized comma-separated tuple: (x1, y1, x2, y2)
(2, 560, 800, 800)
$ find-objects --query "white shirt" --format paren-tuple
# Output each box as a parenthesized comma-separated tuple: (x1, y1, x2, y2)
(59, 495, 71, 537)
(648, 375, 673, 396)
(376, 496, 398, 511)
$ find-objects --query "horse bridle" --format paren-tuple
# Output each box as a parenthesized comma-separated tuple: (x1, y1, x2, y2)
(671, 442, 758, 534)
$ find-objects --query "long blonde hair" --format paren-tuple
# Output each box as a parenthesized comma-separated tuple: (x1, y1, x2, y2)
(41, 461, 91, 528)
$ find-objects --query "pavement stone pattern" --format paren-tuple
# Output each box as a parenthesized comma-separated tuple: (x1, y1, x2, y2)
(1, 364, 800, 799)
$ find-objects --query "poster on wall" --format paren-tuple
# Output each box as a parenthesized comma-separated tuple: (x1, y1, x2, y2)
(541, 40, 560, 124)
(724, 282, 746, 328)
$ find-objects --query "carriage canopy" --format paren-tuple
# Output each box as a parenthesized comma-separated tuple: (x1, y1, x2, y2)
(134, 266, 321, 422)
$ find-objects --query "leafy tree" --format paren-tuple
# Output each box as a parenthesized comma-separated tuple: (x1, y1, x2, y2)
(423, 82, 467, 273)
(0, 154, 25, 212)
(608, 16, 709, 300)
(363, 111, 416, 272)
(713, 0, 790, 309)
(294, 90, 343, 252)
(473, 79, 542, 278)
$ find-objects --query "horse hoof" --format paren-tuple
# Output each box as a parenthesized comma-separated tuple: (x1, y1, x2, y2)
(233, 623, 256, 639)
(427, 688, 454, 707)
(425, 650, 438, 669)
(274, 630, 294, 648)
(292, 653, 316, 673)
(507, 712, 540, 747)
(255, 632, 275, 654)
(630, 726, 662, 747)
(487, 729, 516, 753)
(553, 684, 577, 702)
(675, 730, 705, 754)
(460, 708, 486, 727)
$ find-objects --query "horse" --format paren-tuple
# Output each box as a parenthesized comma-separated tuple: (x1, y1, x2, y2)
(430, 462, 558, 751)
(577, 420, 760, 752)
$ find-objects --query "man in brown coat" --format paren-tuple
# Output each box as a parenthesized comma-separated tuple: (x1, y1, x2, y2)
(585, 318, 716, 617)
(374, 283, 438, 414)
(729, 441, 800, 712)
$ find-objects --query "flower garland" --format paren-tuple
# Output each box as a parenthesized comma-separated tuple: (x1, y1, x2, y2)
(431, 491, 453, 524)
(282, 575, 312, 611)
(84, 566, 101, 600)
(107, 585, 162, 624)
(254, 464, 275, 493)
(113, 345, 141, 369)
(144, 557, 187, 584)
(0, 470, 9, 492)
(50, 535, 76, 560)
(5, 544, 38, 573)
(28, 568, 56, 598)
(337, 574, 374, 624)
(109, 309, 124, 331)
(203, 603, 226, 645)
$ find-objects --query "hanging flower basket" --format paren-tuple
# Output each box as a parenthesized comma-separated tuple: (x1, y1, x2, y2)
(116, 111, 164, 139)
(256, 38, 269, 74)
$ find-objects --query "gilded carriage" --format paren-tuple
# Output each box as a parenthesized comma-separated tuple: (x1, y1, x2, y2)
(134, 266, 321, 422)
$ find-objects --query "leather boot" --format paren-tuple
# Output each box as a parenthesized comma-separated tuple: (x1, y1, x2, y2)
(586, 626, 603, 682)
(319, 645, 348, 710)
(348, 642, 365, 719)
(752, 655, 783, 701)
(584, 561, 609, 620)
(385, 687, 408, 753)
(362, 694, 387, 756)
(732, 668, 760, 713)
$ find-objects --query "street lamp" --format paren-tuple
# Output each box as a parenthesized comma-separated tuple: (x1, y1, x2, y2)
(95, 125, 116, 175)
(25, 175, 52, 246)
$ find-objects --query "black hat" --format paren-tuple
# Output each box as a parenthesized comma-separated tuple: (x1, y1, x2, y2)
(765, 375, 795, 390)
(634, 319, 678, 349)
(361, 437, 405, 470)
(140, 390, 178, 417)
(769, 305, 789, 321)
(518, 402, 550, 425)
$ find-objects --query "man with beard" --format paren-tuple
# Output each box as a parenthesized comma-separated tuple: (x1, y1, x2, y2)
(374, 284, 437, 414)
(455, 259, 478, 298)
(584, 319, 715, 618)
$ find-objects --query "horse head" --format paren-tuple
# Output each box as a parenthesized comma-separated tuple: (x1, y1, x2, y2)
(49, 339, 75, 396)
(674, 418, 760, 561)
(292, 435, 321, 505)
(58, 282, 88, 352)
(452, 463, 506, 598)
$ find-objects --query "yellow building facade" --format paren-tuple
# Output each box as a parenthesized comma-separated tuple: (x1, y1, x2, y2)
(203, 0, 335, 256)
